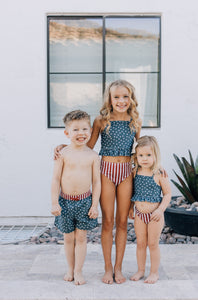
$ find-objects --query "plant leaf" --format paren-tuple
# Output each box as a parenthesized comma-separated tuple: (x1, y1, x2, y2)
(173, 154, 188, 183)
(188, 150, 195, 171)
(171, 179, 195, 204)
(195, 155, 198, 174)
(182, 157, 196, 198)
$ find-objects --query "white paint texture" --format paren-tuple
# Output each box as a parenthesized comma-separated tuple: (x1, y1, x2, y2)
(0, 0, 198, 215)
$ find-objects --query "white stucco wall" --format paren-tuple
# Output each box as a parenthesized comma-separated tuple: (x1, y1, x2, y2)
(0, 0, 198, 216)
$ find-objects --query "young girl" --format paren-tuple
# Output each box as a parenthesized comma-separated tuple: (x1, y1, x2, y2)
(129, 136, 171, 284)
(55, 80, 142, 284)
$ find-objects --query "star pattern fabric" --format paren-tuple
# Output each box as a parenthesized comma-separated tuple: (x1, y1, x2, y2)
(131, 174, 162, 203)
(99, 120, 136, 157)
(54, 195, 98, 233)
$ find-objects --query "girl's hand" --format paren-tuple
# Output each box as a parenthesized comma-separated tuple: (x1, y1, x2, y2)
(128, 204, 135, 219)
(88, 206, 98, 219)
(54, 144, 65, 160)
(51, 204, 61, 216)
(151, 208, 163, 222)
(159, 167, 168, 178)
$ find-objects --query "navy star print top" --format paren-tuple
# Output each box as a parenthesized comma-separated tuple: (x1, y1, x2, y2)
(99, 120, 136, 157)
(131, 174, 162, 203)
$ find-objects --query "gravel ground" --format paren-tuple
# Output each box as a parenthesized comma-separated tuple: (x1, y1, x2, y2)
(28, 222, 198, 245)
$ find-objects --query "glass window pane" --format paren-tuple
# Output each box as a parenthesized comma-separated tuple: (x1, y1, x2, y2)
(105, 17, 160, 73)
(50, 74, 103, 127)
(49, 17, 103, 73)
(106, 73, 159, 127)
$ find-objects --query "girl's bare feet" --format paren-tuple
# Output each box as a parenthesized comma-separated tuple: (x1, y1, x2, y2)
(74, 272, 86, 285)
(102, 269, 114, 284)
(144, 272, 159, 284)
(130, 270, 144, 281)
(63, 269, 74, 282)
(114, 269, 126, 284)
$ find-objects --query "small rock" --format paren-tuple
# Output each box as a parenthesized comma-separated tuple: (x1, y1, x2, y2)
(57, 240, 64, 244)
(191, 237, 198, 243)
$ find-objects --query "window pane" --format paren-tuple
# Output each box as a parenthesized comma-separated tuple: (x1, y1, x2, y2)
(105, 17, 160, 73)
(106, 73, 159, 127)
(49, 74, 103, 127)
(49, 17, 103, 73)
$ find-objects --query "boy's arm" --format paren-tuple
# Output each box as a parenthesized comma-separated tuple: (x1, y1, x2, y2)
(151, 175, 171, 221)
(51, 156, 64, 216)
(88, 154, 101, 219)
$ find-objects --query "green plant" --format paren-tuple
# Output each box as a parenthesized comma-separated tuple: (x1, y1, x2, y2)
(171, 150, 198, 204)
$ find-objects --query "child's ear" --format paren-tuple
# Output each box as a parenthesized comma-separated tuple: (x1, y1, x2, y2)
(64, 130, 69, 137)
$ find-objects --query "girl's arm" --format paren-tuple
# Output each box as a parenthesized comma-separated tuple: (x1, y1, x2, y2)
(151, 175, 171, 222)
(54, 144, 67, 160)
(51, 156, 64, 216)
(88, 153, 101, 219)
(87, 116, 102, 149)
(135, 118, 142, 139)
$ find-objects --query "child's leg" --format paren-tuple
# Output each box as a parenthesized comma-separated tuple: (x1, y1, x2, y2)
(144, 215, 164, 284)
(130, 215, 147, 281)
(100, 173, 116, 284)
(114, 174, 132, 283)
(63, 232, 75, 281)
(74, 229, 87, 285)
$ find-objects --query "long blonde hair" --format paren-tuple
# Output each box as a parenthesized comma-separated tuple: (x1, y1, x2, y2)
(100, 80, 140, 132)
(132, 136, 161, 174)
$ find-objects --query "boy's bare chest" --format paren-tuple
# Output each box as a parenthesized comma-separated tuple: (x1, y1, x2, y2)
(64, 153, 92, 169)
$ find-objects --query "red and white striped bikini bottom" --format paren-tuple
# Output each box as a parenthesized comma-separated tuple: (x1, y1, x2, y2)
(135, 207, 152, 224)
(100, 160, 132, 186)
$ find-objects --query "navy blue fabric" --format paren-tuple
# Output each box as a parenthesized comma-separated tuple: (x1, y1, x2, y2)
(54, 195, 98, 233)
(99, 120, 136, 157)
(131, 174, 162, 203)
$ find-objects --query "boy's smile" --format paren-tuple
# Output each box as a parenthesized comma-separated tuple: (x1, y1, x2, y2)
(64, 119, 92, 146)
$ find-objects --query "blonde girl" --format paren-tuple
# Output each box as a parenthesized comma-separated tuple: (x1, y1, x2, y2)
(55, 80, 142, 284)
(129, 136, 171, 284)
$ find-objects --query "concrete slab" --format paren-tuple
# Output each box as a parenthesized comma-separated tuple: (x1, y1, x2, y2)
(0, 244, 198, 300)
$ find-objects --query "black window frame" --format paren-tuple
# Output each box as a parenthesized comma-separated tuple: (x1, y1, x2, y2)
(47, 14, 161, 128)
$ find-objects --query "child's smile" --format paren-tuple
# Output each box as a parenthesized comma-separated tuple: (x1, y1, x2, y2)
(110, 86, 131, 114)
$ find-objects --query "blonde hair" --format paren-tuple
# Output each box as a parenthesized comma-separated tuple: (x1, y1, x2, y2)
(132, 136, 161, 174)
(100, 80, 140, 132)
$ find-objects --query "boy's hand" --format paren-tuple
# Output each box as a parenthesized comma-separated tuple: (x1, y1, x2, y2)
(88, 206, 98, 219)
(151, 208, 163, 222)
(128, 203, 134, 219)
(54, 144, 64, 160)
(51, 204, 61, 216)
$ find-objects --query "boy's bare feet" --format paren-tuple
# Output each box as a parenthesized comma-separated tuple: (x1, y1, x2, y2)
(102, 269, 114, 284)
(74, 272, 86, 285)
(130, 270, 144, 281)
(114, 269, 126, 284)
(144, 272, 159, 284)
(63, 270, 74, 282)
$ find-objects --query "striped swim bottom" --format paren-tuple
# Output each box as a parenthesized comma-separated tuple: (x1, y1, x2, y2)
(100, 160, 132, 186)
(135, 207, 152, 224)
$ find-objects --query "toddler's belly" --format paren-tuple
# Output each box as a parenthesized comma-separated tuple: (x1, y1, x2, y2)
(135, 201, 160, 213)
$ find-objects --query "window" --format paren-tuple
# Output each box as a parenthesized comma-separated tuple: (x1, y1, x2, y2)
(47, 15, 161, 128)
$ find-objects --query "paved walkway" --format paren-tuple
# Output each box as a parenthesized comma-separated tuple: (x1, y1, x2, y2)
(0, 243, 198, 300)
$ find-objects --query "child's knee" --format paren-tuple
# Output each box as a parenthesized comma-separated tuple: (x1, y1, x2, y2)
(75, 230, 87, 244)
(137, 239, 147, 250)
(116, 218, 127, 230)
(64, 232, 74, 243)
(148, 240, 159, 251)
(102, 216, 114, 230)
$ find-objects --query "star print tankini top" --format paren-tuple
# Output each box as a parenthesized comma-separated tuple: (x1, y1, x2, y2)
(99, 120, 136, 157)
(131, 175, 162, 203)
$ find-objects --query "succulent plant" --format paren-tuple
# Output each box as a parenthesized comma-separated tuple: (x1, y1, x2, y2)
(171, 151, 198, 204)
